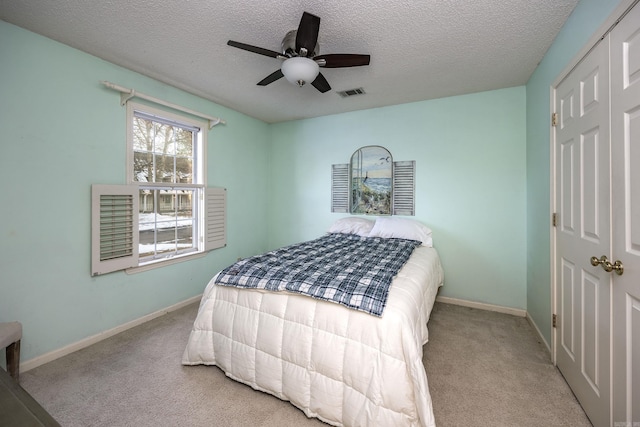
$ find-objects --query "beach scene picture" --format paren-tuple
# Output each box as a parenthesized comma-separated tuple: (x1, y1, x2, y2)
(350, 145, 392, 215)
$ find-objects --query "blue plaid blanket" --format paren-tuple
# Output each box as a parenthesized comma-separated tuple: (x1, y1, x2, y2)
(215, 233, 421, 316)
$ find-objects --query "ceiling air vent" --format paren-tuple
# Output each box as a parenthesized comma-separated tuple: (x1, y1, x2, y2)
(337, 88, 366, 98)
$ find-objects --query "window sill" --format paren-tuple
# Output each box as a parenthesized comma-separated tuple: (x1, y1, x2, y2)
(125, 251, 207, 275)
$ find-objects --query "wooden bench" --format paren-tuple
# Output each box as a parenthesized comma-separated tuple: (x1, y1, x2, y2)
(0, 322, 21, 382)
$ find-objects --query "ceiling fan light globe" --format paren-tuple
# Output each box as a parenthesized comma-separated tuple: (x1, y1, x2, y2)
(281, 57, 319, 87)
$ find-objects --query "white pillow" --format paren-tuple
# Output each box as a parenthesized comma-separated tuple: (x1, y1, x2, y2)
(368, 217, 433, 247)
(328, 217, 375, 237)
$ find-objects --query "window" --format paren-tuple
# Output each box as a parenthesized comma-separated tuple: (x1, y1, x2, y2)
(129, 105, 204, 264)
(91, 102, 226, 276)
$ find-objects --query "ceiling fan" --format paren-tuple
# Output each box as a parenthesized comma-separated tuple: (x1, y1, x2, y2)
(227, 11, 370, 93)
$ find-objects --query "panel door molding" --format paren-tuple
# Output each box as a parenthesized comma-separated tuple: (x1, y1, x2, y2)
(610, 2, 640, 422)
(553, 35, 611, 427)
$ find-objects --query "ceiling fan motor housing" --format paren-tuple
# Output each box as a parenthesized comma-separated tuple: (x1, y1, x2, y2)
(281, 30, 318, 57)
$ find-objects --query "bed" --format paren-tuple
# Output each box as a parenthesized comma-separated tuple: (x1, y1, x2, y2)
(182, 217, 444, 427)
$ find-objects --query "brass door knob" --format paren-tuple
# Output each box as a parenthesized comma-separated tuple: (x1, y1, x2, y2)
(611, 260, 624, 276)
(590, 255, 624, 275)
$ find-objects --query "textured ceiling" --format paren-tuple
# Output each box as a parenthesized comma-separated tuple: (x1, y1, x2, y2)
(0, 0, 579, 123)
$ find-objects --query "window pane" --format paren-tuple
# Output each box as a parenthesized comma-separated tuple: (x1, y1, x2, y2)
(175, 190, 192, 216)
(138, 188, 196, 261)
(176, 157, 193, 183)
(138, 189, 156, 258)
(176, 129, 193, 157)
(155, 154, 175, 183)
(133, 119, 194, 185)
(153, 123, 175, 155)
(133, 117, 153, 151)
(138, 189, 154, 214)
(133, 151, 153, 182)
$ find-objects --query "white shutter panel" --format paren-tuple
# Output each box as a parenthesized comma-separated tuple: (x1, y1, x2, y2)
(393, 161, 415, 216)
(91, 184, 139, 276)
(331, 164, 349, 213)
(205, 187, 226, 251)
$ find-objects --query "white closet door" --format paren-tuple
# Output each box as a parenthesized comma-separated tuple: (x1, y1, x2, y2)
(611, 2, 640, 422)
(554, 36, 611, 427)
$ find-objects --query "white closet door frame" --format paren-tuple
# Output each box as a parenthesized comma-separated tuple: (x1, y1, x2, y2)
(610, 1, 640, 421)
(549, 0, 638, 364)
(552, 36, 611, 427)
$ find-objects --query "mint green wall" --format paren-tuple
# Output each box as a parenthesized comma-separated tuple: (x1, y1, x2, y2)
(3, 0, 621, 364)
(0, 21, 271, 362)
(525, 0, 623, 346)
(269, 87, 527, 310)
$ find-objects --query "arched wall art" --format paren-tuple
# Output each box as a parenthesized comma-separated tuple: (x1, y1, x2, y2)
(331, 146, 415, 216)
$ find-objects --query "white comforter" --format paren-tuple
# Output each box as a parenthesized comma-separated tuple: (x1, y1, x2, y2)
(182, 246, 444, 427)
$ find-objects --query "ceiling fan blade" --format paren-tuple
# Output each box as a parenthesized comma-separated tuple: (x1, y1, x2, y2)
(227, 40, 283, 59)
(257, 69, 284, 86)
(315, 54, 370, 68)
(311, 72, 331, 93)
(295, 12, 320, 56)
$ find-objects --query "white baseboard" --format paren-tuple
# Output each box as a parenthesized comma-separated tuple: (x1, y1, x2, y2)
(436, 296, 527, 317)
(525, 312, 551, 354)
(21, 294, 202, 373)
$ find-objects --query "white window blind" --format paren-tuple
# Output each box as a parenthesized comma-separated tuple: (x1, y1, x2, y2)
(331, 164, 349, 213)
(91, 184, 139, 276)
(393, 161, 416, 216)
(205, 187, 227, 251)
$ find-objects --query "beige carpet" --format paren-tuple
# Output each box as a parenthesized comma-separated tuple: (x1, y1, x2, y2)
(423, 303, 591, 426)
(19, 301, 592, 426)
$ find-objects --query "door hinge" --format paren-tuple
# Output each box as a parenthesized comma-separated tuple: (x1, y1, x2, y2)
(552, 112, 558, 127)
(552, 213, 557, 227)
(552, 314, 557, 328)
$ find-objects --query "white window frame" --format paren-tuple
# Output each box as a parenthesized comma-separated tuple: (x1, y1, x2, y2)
(125, 102, 208, 272)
